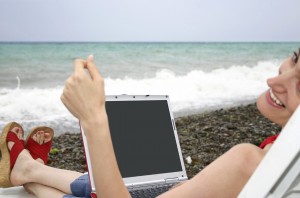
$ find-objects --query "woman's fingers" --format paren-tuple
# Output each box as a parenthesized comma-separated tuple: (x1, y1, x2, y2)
(86, 55, 102, 81)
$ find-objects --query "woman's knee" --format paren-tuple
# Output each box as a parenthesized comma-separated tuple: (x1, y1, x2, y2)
(227, 143, 264, 176)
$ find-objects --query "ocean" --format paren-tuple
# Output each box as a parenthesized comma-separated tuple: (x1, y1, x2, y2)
(0, 42, 299, 135)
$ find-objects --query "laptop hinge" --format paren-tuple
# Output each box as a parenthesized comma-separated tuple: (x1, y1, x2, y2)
(165, 177, 179, 184)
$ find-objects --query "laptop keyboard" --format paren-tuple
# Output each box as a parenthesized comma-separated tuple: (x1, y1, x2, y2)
(130, 184, 174, 198)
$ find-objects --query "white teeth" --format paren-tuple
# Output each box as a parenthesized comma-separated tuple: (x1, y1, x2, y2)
(270, 89, 284, 107)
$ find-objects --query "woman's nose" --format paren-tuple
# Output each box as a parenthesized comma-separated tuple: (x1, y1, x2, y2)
(267, 75, 286, 93)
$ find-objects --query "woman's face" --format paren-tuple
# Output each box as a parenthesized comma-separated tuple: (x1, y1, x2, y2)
(257, 51, 300, 127)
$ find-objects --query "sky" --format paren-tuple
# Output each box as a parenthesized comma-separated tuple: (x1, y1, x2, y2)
(0, 0, 300, 42)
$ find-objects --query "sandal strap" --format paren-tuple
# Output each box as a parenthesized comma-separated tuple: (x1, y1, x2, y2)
(7, 132, 25, 169)
(26, 137, 52, 164)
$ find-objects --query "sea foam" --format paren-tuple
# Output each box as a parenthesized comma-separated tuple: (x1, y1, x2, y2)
(0, 61, 278, 135)
(106, 61, 277, 113)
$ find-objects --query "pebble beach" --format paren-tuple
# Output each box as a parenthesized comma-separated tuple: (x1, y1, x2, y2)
(48, 103, 281, 179)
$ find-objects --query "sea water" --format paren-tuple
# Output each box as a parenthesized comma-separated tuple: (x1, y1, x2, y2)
(0, 42, 299, 135)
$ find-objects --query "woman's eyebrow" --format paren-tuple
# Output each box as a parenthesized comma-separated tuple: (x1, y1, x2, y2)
(294, 58, 300, 75)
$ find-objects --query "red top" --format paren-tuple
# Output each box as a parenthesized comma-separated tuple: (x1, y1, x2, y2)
(259, 134, 280, 149)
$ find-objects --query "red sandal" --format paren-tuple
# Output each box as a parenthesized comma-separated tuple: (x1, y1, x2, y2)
(25, 126, 54, 165)
(0, 122, 25, 188)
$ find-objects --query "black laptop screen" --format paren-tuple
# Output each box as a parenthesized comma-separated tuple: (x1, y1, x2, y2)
(105, 100, 183, 178)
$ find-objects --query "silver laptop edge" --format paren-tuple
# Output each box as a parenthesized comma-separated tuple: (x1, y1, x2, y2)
(80, 95, 188, 193)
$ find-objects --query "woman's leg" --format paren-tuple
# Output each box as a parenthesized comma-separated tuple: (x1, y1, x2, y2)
(13, 155, 83, 194)
(159, 143, 265, 198)
(21, 131, 83, 198)
(9, 129, 83, 194)
(24, 183, 66, 198)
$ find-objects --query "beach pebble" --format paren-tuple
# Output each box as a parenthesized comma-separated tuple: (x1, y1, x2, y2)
(186, 156, 192, 164)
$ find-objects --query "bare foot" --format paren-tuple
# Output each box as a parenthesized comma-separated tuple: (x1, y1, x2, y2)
(7, 127, 23, 151)
(31, 130, 52, 164)
(8, 127, 36, 186)
(23, 131, 52, 195)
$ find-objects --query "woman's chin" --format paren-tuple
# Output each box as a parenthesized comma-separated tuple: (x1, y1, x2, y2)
(256, 92, 279, 124)
(256, 92, 267, 115)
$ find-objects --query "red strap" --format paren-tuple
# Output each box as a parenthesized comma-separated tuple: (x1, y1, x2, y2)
(260, 134, 279, 149)
(6, 132, 25, 169)
(26, 137, 52, 164)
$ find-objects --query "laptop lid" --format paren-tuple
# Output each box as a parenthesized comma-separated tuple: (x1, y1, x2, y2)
(238, 105, 300, 198)
(80, 95, 188, 192)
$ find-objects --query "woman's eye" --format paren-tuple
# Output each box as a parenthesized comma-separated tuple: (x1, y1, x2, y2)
(292, 52, 298, 64)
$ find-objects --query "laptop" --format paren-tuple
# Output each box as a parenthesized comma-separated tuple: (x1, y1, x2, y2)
(80, 95, 188, 198)
(238, 105, 300, 198)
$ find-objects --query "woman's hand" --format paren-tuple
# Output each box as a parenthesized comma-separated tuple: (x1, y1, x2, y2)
(61, 56, 130, 197)
(61, 55, 106, 125)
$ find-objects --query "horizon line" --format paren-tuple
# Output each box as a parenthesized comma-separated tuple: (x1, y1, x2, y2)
(0, 41, 299, 44)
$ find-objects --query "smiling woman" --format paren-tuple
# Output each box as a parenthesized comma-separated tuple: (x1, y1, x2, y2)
(256, 48, 300, 127)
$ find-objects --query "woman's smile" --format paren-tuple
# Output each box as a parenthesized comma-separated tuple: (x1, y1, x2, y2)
(266, 89, 285, 109)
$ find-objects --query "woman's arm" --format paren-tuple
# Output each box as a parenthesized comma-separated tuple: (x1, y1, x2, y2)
(61, 56, 130, 198)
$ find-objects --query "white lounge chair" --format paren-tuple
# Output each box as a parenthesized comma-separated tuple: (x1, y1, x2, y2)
(238, 105, 300, 198)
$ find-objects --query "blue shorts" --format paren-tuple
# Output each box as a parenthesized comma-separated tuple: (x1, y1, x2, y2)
(63, 174, 92, 198)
